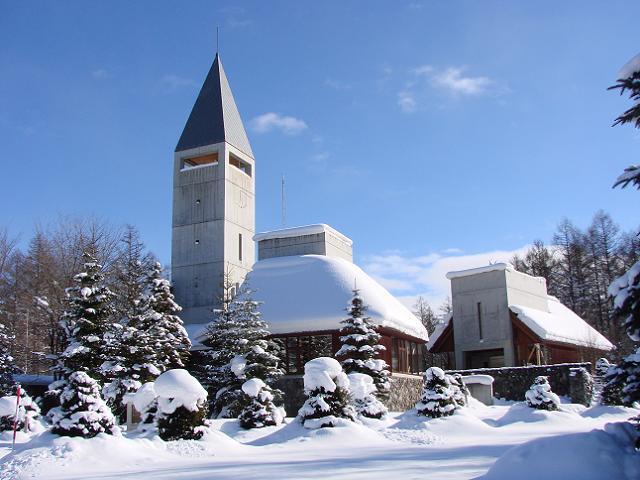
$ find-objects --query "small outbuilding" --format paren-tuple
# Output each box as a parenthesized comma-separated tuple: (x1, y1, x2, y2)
(428, 263, 614, 369)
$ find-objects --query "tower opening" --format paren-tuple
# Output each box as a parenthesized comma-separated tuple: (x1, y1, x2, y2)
(229, 152, 252, 177)
(181, 152, 219, 171)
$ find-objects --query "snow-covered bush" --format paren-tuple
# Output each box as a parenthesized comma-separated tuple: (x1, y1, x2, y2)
(448, 373, 469, 407)
(337, 290, 390, 399)
(298, 357, 356, 429)
(0, 391, 40, 432)
(133, 382, 158, 426)
(50, 371, 117, 438)
(416, 367, 456, 418)
(155, 369, 208, 441)
(238, 378, 285, 429)
(347, 372, 387, 419)
(525, 376, 560, 411)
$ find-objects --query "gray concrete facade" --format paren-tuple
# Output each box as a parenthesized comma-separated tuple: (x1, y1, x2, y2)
(447, 264, 549, 369)
(172, 141, 255, 325)
(255, 224, 353, 262)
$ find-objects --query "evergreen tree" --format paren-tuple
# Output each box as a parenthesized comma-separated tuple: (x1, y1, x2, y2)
(298, 357, 356, 429)
(146, 263, 190, 371)
(56, 251, 116, 383)
(448, 373, 469, 407)
(600, 361, 627, 406)
(238, 378, 284, 429)
(50, 371, 117, 438)
(155, 369, 208, 441)
(415, 367, 456, 418)
(217, 285, 284, 418)
(336, 289, 390, 399)
(525, 376, 560, 411)
(0, 321, 15, 396)
(347, 372, 387, 419)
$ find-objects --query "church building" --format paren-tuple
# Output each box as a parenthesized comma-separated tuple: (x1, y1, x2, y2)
(172, 54, 428, 375)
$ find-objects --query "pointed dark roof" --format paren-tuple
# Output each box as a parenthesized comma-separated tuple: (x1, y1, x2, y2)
(175, 54, 254, 157)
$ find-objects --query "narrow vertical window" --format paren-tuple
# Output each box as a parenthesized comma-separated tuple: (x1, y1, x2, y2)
(477, 302, 483, 340)
(238, 233, 243, 262)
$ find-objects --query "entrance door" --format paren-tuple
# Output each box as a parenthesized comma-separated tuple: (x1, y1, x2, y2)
(465, 349, 505, 369)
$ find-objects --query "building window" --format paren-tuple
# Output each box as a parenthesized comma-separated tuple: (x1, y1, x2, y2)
(238, 233, 243, 262)
(229, 153, 252, 177)
(195, 239, 200, 245)
(181, 152, 219, 170)
(477, 302, 483, 340)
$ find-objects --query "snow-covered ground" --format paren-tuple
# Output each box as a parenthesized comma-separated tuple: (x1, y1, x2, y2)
(1, 399, 638, 480)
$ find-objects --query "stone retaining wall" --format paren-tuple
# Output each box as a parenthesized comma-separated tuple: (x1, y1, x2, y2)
(447, 362, 593, 405)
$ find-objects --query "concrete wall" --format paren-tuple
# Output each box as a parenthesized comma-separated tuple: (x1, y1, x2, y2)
(450, 270, 514, 368)
(257, 230, 353, 262)
(448, 363, 593, 405)
(172, 142, 255, 325)
(505, 269, 548, 311)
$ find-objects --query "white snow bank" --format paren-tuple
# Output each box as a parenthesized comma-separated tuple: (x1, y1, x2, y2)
(246, 255, 428, 340)
(303, 357, 349, 393)
(154, 369, 207, 414)
(511, 296, 613, 350)
(619, 53, 640, 80)
(481, 422, 640, 480)
(253, 224, 353, 246)
(461, 375, 494, 386)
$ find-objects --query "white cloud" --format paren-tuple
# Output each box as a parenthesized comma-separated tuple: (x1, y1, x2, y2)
(397, 90, 417, 113)
(91, 69, 112, 80)
(361, 245, 530, 311)
(426, 67, 493, 96)
(397, 65, 499, 113)
(250, 112, 308, 135)
(158, 74, 197, 93)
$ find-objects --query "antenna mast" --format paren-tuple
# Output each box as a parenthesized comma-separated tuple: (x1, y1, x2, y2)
(216, 26, 219, 54)
(281, 175, 286, 228)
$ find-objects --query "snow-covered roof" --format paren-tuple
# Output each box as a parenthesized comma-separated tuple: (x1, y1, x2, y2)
(426, 314, 452, 350)
(446, 262, 515, 280)
(511, 296, 614, 351)
(253, 224, 353, 246)
(245, 255, 427, 340)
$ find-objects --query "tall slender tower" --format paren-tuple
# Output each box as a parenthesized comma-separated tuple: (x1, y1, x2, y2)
(171, 53, 255, 326)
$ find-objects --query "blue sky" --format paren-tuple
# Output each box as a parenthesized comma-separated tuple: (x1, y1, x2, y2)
(1, 1, 639, 307)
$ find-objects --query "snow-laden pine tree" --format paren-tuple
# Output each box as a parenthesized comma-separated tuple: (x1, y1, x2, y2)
(525, 376, 560, 411)
(608, 55, 640, 447)
(145, 263, 191, 372)
(0, 321, 15, 396)
(347, 372, 387, 419)
(50, 371, 117, 438)
(238, 378, 284, 429)
(448, 373, 469, 407)
(415, 367, 456, 418)
(202, 280, 283, 419)
(298, 357, 356, 429)
(155, 369, 208, 441)
(337, 289, 390, 399)
(56, 251, 116, 383)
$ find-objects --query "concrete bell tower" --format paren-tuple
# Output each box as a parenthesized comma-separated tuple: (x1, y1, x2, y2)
(171, 53, 255, 326)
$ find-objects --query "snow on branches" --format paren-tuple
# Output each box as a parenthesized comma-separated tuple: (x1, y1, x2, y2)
(525, 376, 560, 411)
(298, 357, 356, 429)
(337, 289, 390, 399)
(416, 367, 457, 418)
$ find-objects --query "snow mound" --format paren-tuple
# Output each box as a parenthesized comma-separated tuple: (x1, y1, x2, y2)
(303, 357, 348, 393)
(132, 382, 157, 413)
(0, 396, 17, 417)
(481, 422, 640, 480)
(511, 296, 613, 350)
(242, 378, 266, 398)
(154, 369, 207, 414)
(245, 255, 428, 340)
(347, 373, 376, 400)
(461, 374, 494, 386)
